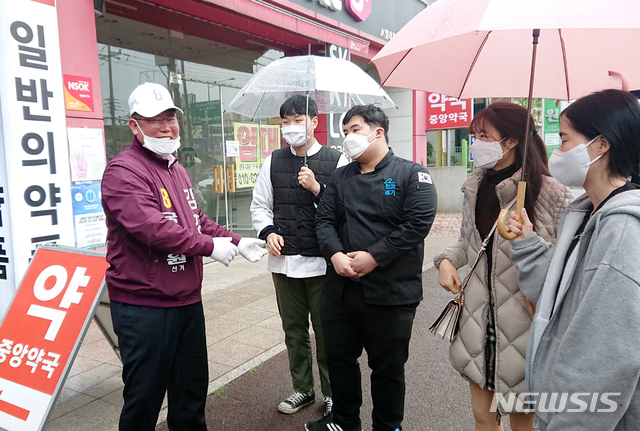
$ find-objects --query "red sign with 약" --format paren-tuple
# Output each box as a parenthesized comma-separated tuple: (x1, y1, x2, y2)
(63, 75, 93, 112)
(426, 92, 472, 131)
(0, 246, 107, 430)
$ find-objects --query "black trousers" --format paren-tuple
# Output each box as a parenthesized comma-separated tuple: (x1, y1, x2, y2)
(321, 280, 417, 431)
(110, 300, 209, 431)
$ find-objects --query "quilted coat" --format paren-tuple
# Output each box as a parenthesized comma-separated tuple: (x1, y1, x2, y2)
(434, 168, 573, 402)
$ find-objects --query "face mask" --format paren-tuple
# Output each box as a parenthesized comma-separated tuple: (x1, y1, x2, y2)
(342, 129, 379, 160)
(548, 135, 602, 187)
(281, 124, 311, 147)
(470, 137, 510, 169)
(135, 120, 181, 159)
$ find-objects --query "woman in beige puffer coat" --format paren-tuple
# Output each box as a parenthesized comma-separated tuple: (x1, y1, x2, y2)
(434, 103, 573, 431)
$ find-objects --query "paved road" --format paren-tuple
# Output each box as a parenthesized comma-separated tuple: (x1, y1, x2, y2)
(157, 267, 516, 431)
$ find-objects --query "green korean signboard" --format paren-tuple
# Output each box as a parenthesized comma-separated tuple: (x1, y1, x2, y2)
(190, 100, 221, 126)
(543, 99, 560, 157)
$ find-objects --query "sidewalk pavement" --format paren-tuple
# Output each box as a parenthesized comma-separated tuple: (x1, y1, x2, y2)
(43, 212, 462, 431)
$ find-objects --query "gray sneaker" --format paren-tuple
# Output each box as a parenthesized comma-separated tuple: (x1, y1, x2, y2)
(278, 389, 315, 414)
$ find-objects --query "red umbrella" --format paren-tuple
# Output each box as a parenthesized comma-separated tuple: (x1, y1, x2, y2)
(372, 0, 640, 238)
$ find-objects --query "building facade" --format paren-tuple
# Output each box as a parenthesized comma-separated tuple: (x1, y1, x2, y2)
(0, 0, 429, 312)
(93, 0, 428, 237)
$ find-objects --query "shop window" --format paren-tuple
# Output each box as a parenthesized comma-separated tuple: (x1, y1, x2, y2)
(96, 21, 284, 237)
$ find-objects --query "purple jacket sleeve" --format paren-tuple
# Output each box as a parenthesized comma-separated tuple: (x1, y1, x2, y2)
(198, 212, 241, 245)
(102, 164, 215, 257)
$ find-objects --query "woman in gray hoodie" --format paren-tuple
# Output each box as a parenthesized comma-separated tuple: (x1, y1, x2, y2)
(508, 89, 640, 430)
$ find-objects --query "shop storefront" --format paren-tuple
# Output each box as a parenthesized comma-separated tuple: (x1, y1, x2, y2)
(0, 0, 426, 313)
(94, 0, 427, 237)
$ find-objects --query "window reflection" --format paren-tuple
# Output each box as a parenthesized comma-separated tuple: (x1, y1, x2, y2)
(97, 32, 283, 236)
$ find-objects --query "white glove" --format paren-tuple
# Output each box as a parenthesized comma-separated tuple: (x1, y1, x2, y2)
(238, 238, 268, 262)
(211, 237, 239, 266)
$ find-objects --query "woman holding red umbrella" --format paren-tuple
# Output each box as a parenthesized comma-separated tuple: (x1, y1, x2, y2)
(435, 102, 573, 430)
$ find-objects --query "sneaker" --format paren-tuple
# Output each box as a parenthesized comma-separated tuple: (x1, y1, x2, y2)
(304, 415, 362, 431)
(323, 396, 333, 417)
(278, 389, 315, 414)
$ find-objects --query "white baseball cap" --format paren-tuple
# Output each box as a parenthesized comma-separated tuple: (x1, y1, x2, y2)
(128, 82, 184, 118)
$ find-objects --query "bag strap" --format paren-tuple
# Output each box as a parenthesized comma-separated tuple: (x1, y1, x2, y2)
(459, 196, 518, 293)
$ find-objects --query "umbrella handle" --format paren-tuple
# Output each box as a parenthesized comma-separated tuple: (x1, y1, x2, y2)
(497, 182, 526, 240)
(500, 29, 536, 240)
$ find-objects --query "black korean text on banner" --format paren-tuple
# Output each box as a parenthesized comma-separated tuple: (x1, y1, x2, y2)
(0, 0, 74, 317)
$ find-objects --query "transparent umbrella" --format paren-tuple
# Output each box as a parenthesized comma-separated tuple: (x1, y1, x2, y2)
(225, 55, 396, 120)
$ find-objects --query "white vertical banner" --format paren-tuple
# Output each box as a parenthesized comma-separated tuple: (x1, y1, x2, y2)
(0, 0, 74, 318)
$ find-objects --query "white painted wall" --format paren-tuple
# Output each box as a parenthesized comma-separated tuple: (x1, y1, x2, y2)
(428, 166, 467, 212)
(383, 88, 414, 161)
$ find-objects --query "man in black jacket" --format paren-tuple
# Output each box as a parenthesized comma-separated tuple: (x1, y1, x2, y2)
(306, 105, 437, 431)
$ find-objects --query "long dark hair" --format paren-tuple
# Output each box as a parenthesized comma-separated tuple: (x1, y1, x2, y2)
(561, 89, 640, 185)
(470, 102, 549, 228)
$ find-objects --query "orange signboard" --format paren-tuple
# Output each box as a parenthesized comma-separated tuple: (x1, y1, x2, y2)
(63, 75, 94, 112)
(0, 246, 107, 430)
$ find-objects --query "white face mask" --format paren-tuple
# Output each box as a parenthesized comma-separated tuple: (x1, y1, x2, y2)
(135, 120, 181, 159)
(470, 137, 511, 169)
(343, 129, 379, 160)
(548, 135, 602, 187)
(281, 124, 311, 147)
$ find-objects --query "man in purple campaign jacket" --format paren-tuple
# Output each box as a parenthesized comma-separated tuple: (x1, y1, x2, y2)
(101, 82, 267, 431)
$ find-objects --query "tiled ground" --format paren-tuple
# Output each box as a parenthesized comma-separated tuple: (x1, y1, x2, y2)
(43, 212, 462, 431)
(44, 257, 284, 431)
(428, 211, 462, 237)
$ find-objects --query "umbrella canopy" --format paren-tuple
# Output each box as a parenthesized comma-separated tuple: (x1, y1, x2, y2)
(372, 0, 640, 100)
(226, 55, 396, 120)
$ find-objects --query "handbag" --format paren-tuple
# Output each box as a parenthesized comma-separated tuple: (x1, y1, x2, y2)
(429, 220, 500, 342)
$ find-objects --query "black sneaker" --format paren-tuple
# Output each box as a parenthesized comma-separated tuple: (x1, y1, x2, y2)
(304, 415, 362, 431)
(278, 389, 315, 414)
(323, 396, 333, 417)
